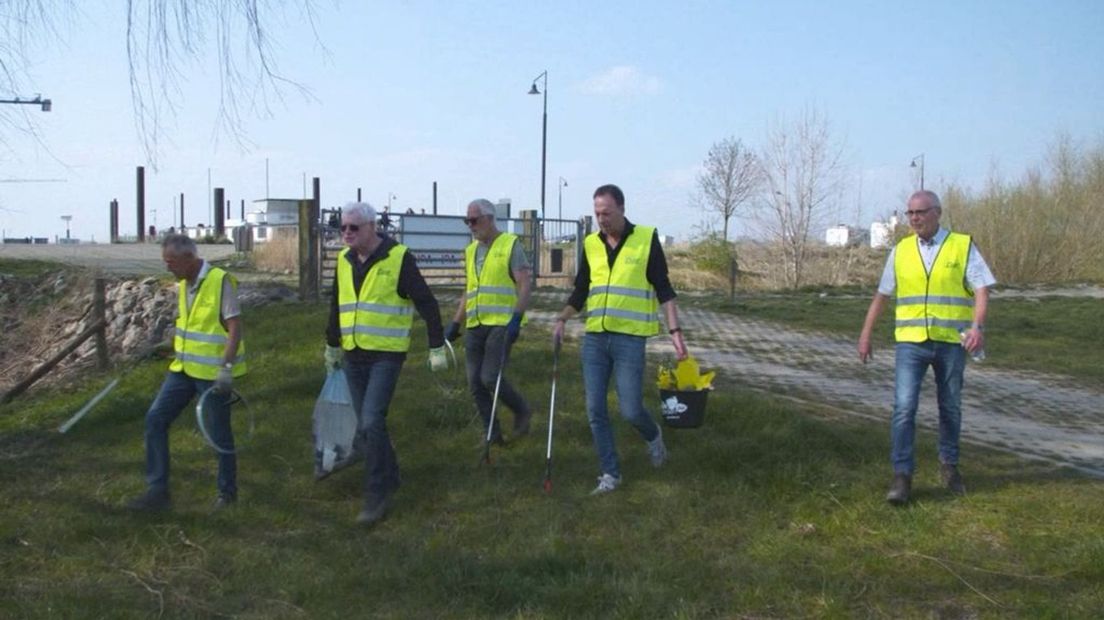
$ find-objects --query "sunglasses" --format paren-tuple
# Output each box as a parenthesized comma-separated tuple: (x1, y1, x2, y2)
(340, 224, 360, 232)
(463, 216, 484, 226)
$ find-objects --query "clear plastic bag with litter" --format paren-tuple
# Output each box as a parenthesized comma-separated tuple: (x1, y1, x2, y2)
(312, 368, 361, 480)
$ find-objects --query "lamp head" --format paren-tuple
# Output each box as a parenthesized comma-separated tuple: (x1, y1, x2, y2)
(528, 83, 541, 95)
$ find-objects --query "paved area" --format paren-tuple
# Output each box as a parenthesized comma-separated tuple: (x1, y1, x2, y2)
(529, 296, 1104, 478)
(0, 243, 237, 275)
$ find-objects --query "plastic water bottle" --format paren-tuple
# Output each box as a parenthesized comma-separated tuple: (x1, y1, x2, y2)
(959, 329, 986, 363)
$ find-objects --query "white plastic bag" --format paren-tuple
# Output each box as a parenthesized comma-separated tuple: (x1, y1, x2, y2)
(312, 368, 360, 480)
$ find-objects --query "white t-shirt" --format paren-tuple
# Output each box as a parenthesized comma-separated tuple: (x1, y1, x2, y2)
(877, 228, 996, 296)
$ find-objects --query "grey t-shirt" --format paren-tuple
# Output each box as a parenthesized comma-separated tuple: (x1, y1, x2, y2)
(474, 237, 530, 278)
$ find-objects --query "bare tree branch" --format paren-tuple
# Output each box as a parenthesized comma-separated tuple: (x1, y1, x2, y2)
(757, 107, 847, 289)
(697, 136, 761, 243)
(1, 0, 322, 168)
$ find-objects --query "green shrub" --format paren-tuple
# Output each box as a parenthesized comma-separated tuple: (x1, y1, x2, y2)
(689, 232, 738, 276)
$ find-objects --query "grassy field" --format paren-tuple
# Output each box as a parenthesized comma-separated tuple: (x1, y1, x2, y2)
(1, 300, 1103, 618)
(689, 290, 1104, 386)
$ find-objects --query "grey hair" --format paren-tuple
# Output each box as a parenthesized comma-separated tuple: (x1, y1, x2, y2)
(161, 233, 197, 256)
(909, 190, 942, 210)
(342, 201, 377, 224)
(467, 199, 497, 217)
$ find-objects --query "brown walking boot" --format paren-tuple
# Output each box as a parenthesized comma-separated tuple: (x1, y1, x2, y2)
(885, 473, 912, 506)
(941, 464, 966, 495)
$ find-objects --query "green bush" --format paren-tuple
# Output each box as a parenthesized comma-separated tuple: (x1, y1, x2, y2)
(689, 232, 738, 276)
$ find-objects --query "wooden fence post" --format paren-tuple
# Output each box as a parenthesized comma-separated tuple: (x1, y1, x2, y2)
(94, 278, 109, 369)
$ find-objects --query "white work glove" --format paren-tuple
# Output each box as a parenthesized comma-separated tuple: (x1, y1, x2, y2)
(324, 345, 343, 371)
(214, 365, 233, 393)
(428, 346, 449, 372)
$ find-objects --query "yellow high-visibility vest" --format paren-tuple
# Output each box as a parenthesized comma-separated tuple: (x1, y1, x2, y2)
(584, 226, 659, 336)
(337, 245, 413, 352)
(894, 232, 974, 344)
(464, 233, 527, 328)
(169, 267, 247, 380)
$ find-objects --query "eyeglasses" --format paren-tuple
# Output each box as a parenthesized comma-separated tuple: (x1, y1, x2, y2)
(463, 216, 484, 226)
(340, 224, 360, 232)
(905, 207, 932, 217)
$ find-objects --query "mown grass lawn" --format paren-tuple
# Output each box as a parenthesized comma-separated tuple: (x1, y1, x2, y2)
(1, 300, 1102, 618)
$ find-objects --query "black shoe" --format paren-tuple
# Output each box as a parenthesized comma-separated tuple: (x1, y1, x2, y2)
(126, 490, 171, 512)
(356, 493, 393, 526)
(941, 464, 966, 495)
(211, 493, 237, 512)
(885, 473, 912, 506)
(513, 410, 533, 437)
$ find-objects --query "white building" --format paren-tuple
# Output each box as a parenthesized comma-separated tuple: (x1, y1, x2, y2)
(870, 214, 900, 249)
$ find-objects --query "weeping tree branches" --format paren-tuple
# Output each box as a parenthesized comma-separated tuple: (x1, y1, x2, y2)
(1, 0, 320, 168)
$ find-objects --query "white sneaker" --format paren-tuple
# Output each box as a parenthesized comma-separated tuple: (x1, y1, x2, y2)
(647, 427, 668, 467)
(590, 473, 621, 495)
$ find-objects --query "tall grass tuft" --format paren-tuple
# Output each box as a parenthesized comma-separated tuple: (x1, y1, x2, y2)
(251, 234, 298, 274)
(945, 136, 1104, 284)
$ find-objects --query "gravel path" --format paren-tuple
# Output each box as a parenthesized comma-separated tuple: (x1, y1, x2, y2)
(530, 298, 1104, 478)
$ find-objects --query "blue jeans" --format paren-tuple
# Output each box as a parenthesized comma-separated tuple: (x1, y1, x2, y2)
(344, 358, 404, 499)
(892, 341, 966, 475)
(465, 325, 531, 439)
(144, 370, 236, 497)
(582, 331, 660, 479)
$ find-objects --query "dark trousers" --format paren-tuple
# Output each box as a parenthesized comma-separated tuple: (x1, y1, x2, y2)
(144, 370, 235, 497)
(345, 357, 403, 499)
(465, 325, 531, 439)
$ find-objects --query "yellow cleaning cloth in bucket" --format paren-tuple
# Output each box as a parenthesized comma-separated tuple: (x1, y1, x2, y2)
(657, 355, 715, 391)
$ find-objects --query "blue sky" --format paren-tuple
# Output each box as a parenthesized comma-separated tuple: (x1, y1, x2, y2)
(2, 0, 1102, 242)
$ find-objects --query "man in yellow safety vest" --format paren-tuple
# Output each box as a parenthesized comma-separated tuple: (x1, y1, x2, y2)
(127, 233, 246, 512)
(446, 199, 533, 444)
(324, 202, 448, 526)
(858, 190, 995, 505)
(552, 184, 689, 495)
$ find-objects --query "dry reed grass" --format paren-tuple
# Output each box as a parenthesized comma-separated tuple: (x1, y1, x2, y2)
(251, 233, 298, 273)
(668, 241, 885, 292)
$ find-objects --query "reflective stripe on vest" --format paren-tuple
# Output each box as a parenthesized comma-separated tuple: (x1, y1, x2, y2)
(464, 233, 527, 328)
(584, 226, 659, 336)
(337, 245, 413, 352)
(894, 232, 974, 344)
(169, 267, 248, 380)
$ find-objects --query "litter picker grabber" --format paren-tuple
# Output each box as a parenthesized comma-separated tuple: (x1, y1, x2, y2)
(480, 339, 510, 465)
(58, 378, 120, 433)
(196, 387, 254, 454)
(543, 336, 562, 494)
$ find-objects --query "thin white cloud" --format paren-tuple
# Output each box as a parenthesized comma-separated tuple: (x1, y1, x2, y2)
(657, 164, 700, 190)
(576, 66, 662, 96)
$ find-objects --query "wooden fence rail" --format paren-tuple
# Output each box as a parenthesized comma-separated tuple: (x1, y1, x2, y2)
(1, 278, 110, 406)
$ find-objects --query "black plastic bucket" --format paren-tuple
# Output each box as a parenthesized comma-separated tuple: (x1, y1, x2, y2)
(659, 389, 708, 428)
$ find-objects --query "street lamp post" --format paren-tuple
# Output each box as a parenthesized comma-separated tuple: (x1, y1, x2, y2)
(0, 95, 51, 112)
(60, 215, 72, 240)
(557, 176, 568, 220)
(910, 153, 925, 190)
(528, 70, 548, 220)
(387, 192, 397, 211)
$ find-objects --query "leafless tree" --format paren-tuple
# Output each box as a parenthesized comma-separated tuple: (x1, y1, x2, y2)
(758, 108, 846, 289)
(1, 0, 321, 168)
(697, 136, 761, 243)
